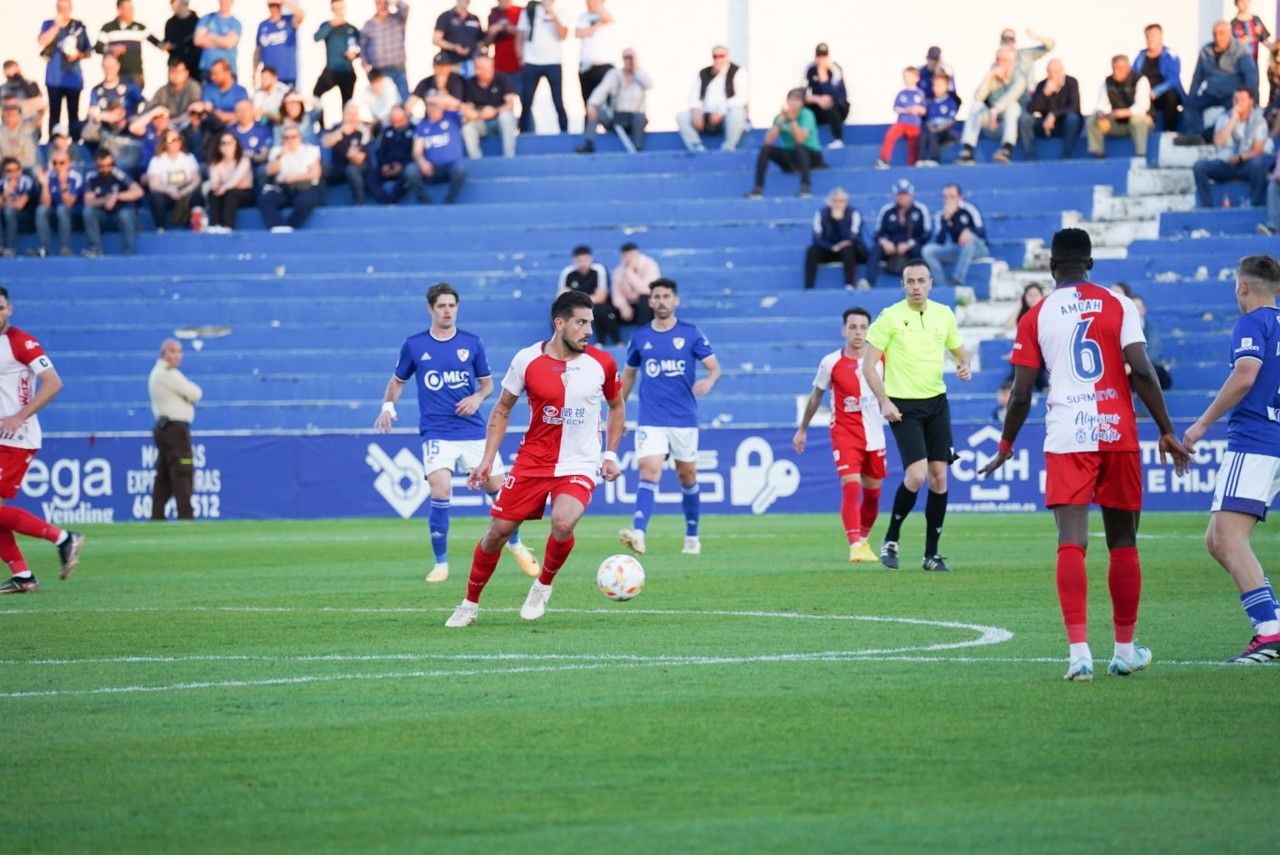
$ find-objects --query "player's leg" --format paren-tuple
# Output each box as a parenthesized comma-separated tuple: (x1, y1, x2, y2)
(445, 515, 522, 627)
(838, 473, 864, 559)
(1053, 502, 1094, 680)
(522, 484, 592, 621)
(1097, 452, 1152, 675)
(620, 428, 667, 555)
(0, 448, 79, 591)
(473, 442, 539, 577)
(671, 429, 701, 554)
(424, 444, 456, 582)
(920, 396, 956, 570)
(857, 464, 884, 563)
(881, 402, 928, 570)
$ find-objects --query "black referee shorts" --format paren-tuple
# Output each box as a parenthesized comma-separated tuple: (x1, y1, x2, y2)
(889, 394, 955, 467)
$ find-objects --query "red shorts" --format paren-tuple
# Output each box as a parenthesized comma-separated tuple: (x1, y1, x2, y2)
(490, 470, 597, 522)
(0, 446, 36, 500)
(832, 432, 887, 480)
(1045, 451, 1143, 511)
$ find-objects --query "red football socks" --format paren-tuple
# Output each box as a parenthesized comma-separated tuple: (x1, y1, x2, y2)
(860, 486, 881, 540)
(840, 481, 861, 544)
(464, 543, 503, 604)
(0, 529, 28, 575)
(1108, 546, 1142, 644)
(0, 506, 61, 542)
(539, 534, 575, 586)
(1056, 543, 1088, 644)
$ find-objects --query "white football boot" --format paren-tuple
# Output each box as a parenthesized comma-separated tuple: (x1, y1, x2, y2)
(520, 581, 553, 621)
(445, 600, 478, 628)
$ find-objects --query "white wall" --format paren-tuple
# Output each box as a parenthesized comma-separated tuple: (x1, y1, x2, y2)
(0, 0, 1252, 134)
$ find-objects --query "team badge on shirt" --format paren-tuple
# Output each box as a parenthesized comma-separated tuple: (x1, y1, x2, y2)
(456, 348, 469, 361)
(673, 337, 685, 349)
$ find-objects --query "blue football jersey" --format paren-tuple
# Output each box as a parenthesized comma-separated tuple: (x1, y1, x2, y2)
(1226, 306, 1280, 455)
(394, 328, 491, 440)
(625, 321, 714, 427)
(256, 16, 298, 82)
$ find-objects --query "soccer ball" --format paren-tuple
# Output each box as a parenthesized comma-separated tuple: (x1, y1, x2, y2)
(596, 554, 645, 602)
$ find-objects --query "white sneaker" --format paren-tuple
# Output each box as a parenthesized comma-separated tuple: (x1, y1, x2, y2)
(520, 580, 553, 621)
(269, 225, 294, 234)
(444, 600, 478, 628)
(682, 536, 702, 555)
(827, 139, 845, 150)
(425, 562, 449, 583)
(506, 541, 540, 577)
(618, 528, 647, 555)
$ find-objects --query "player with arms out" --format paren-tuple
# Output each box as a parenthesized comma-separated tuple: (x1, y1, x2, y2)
(1182, 254, 1280, 664)
(793, 307, 886, 563)
(445, 290, 625, 627)
(980, 229, 1191, 681)
(617, 279, 720, 556)
(374, 283, 539, 583)
(0, 286, 84, 593)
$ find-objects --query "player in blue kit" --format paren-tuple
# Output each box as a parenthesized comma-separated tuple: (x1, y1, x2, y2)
(374, 282, 539, 583)
(1183, 254, 1280, 664)
(617, 279, 721, 555)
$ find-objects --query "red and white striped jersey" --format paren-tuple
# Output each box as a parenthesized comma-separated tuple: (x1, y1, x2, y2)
(812, 350, 886, 451)
(501, 341, 621, 479)
(0, 326, 53, 451)
(1012, 282, 1145, 454)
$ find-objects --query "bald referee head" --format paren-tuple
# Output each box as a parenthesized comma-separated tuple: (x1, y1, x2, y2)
(1049, 227, 1094, 285)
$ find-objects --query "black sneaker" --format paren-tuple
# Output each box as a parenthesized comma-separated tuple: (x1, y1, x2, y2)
(797, 183, 812, 198)
(879, 540, 900, 570)
(574, 141, 594, 154)
(1173, 133, 1206, 146)
(1226, 634, 1280, 664)
(922, 554, 952, 572)
(57, 531, 84, 580)
(956, 145, 975, 164)
(746, 186, 763, 199)
(0, 574, 38, 594)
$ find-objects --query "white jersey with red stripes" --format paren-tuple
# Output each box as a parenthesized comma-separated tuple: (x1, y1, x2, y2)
(1011, 281, 1145, 454)
(0, 326, 53, 451)
(812, 349, 886, 452)
(501, 341, 620, 479)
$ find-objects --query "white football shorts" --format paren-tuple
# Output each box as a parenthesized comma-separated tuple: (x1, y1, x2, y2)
(634, 426, 699, 463)
(1211, 450, 1280, 520)
(422, 439, 505, 477)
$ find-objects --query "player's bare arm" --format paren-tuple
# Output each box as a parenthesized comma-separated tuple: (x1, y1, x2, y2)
(373, 376, 406, 432)
(979, 363, 1037, 477)
(859, 343, 901, 422)
(792, 387, 825, 453)
(600, 392, 625, 482)
(0, 366, 63, 439)
(950, 345, 972, 381)
(619, 365, 638, 401)
(468, 389, 517, 489)
(1183, 358, 1262, 449)
(1123, 341, 1192, 473)
(692, 355, 721, 396)
(455, 375, 493, 417)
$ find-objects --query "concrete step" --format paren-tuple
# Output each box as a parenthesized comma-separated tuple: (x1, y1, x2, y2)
(1092, 186, 1193, 221)
(1155, 132, 1215, 168)
(958, 301, 1017, 328)
(1128, 164, 1194, 195)
(1061, 211, 1157, 246)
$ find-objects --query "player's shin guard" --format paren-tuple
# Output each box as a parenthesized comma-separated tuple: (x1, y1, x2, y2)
(0, 507, 62, 543)
(1056, 543, 1089, 643)
(860, 486, 881, 539)
(486, 490, 521, 546)
(428, 499, 450, 563)
(840, 481, 861, 544)
(538, 535, 575, 586)
(923, 490, 948, 556)
(0, 530, 28, 575)
(884, 484, 919, 542)
(681, 483, 700, 537)
(1108, 546, 1142, 644)
(633, 479, 657, 532)
(465, 543, 502, 603)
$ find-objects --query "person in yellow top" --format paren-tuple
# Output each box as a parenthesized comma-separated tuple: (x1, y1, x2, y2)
(861, 260, 971, 571)
(148, 338, 202, 520)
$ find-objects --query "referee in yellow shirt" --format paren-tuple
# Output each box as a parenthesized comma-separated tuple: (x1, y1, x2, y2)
(861, 260, 971, 571)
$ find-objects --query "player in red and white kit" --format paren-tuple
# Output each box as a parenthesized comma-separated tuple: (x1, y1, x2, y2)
(0, 287, 85, 594)
(793, 307, 887, 563)
(981, 229, 1190, 681)
(445, 290, 625, 627)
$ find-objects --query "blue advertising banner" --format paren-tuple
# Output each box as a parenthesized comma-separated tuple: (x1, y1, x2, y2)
(20, 424, 1243, 524)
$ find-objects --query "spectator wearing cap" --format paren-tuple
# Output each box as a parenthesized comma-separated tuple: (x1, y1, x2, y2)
(575, 1, 616, 120)
(360, 0, 410, 103)
(84, 54, 144, 151)
(1086, 54, 1153, 158)
(918, 71, 960, 166)
(82, 148, 143, 256)
(146, 58, 204, 129)
(258, 124, 322, 231)
(803, 42, 849, 149)
(957, 47, 1024, 165)
(0, 157, 35, 258)
(918, 46, 956, 99)
(255, 1, 305, 88)
(748, 88, 822, 199)
(253, 66, 289, 124)
(412, 94, 467, 204)
(143, 128, 202, 231)
(410, 54, 467, 115)
(461, 54, 519, 159)
(94, 0, 163, 90)
(612, 242, 659, 330)
(0, 101, 39, 172)
(875, 66, 927, 168)
(558, 244, 621, 346)
(312, 0, 361, 122)
(484, 0, 522, 77)
(804, 186, 867, 291)
(860, 178, 930, 289)
(1133, 24, 1185, 133)
(517, 0, 569, 134)
(195, 0, 243, 85)
(1192, 88, 1272, 209)
(369, 105, 423, 204)
(434, 0, 484, 78)
(1018, 58, 1082, 160)
(321, 102, 370, 203)
(35, 146, 84, 256)
(38, 2, 94, 141)
(576, 48, 651, 154)
(678, 45, 749, 152)
(921, 183, 987, 287)
(200, 58, 249, 125)
(1180, 20, 1258, 143)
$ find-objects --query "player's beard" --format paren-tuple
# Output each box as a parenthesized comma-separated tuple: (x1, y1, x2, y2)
(561, 331, 588, 354)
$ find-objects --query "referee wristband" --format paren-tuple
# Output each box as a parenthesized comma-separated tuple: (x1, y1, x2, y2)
(381, 402, 397, 416)
(998, 438, 1013, 456)
(601, 451, 619, 464)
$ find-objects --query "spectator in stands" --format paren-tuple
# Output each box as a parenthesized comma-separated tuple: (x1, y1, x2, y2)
(1019, 59, 1082, 160)
(1110, 283, 1172, 389)
(313, 1, 360, 122)
(254, 1, 304, 89)
(183, 102, 222, 165)
(1258, 152, 1280, 233)
(412, 94, 467, 204)
(1192, 88, 1272, 209)
(205, 131, 253, 231)
(1087, 54, 1153, 159)
(575, 0, 615, 118)
(678, 45, 749, 153)
(918, 71, 960, 166)
(1267, 51, 1280, 129)
(361, 69, 399, 129)
(576, 49, 650, 154)
(558, 244, 620, 345)
(0, 101, 39, 172)
(958, 47, 1024, 165)
(84, 56, 144, 174)
(517, 0, 569, 133)
(748, 88, 822, 198)
(804, 186, 866, 291)
(612, 242, 659, 330)
(274, 92, 321, 146)
(1, 157, 34, 258)
(144, 129, 202, 231)
(1003, 282, 1044, 332)
(253, 66, 288, 124)
(860, 178, 930, 289)
(921, 183, 987, 287)
(917, 46, 956, 99)
(1133, 23, 1185, 133)
(258, 125, 321, 231)
(38, 1, 94, 141)
(461, 54, 518, 159)
(95, 0, 161, 90)
(360, 0, 411, 103)
(39, 124, 92, 173)
(369, 104, 421, 203)
(0, 61, 45, 124)
(410, 53, 466, 114)
(228, 98, 271, 185)
(803, 42, 849, 149)
(147, 58, 203, 129)
(875, 66, 926, 168)
(1180, 20, 1258, 143)
(128, 104, 175, 172)
(1232, 0, 1273, 63)
(321, 102, 370, 203)
(1001, 26, 1055, 106)
(195, 0, 241, 84)
(82, 149, 142, 255)
(991, 379, 1012, 426)
(161, 0, 202, 81)
(434, 0, 484, 77)
(201, 58, 249, 125)
(34, 148, 83, 256)
(484, 0, 522, 78)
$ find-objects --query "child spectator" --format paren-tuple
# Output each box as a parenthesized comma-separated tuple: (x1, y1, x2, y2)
(875, 66, 926, 168)
(918, 72, 960, 166)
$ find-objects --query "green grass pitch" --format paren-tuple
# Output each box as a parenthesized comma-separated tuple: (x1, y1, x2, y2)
(1, 511, 1276, 852)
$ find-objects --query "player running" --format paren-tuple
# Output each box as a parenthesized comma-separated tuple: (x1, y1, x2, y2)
(616, 279, 721, 556)
(445, 290, 624, 627)
(980, 229, 1191, 681)
(375, 283, 539, 583)
(1182, 254, 1280, 664)
(0, 286, 84, 593)
(792, 307, 886, 563)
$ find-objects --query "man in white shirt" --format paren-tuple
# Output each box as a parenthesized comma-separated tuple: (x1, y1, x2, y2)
(574, 0, 614, 118)
(148, 338, 203, 520)
(515, 0, 568, 133)
(576, 49, 651, 153)
(1085, 54, 1154, 158)
(677, 45, 749, 152)
(257, 125, 321, 231)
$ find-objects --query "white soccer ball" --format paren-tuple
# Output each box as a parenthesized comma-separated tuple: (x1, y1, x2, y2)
(596, 554, 645, 602)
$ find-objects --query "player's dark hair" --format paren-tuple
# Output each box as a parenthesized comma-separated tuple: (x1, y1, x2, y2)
(551, 289, 593, 323)
(427, 282, 459, 306)
(901, 259, 931, 277)
(572, 244, 591, 257)
(1144, 23, 1162, 34)
(0, 285, 9, 301)
(1050, 227, 1092, 261)
(843, 307, 871, 325)
(650, 278, 677, 295)
(1238, 254, 1280, 292)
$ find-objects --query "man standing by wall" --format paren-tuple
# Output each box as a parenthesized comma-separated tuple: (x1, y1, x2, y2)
(149, 338, 202, 521)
